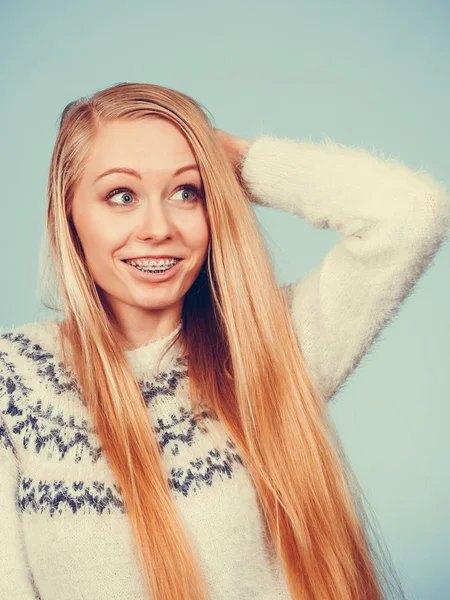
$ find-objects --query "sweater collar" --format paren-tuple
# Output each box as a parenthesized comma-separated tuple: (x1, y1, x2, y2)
(44, 318, 184, 378)
(124, 320, 184, 375)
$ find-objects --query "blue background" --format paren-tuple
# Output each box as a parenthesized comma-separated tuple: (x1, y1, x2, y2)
(1, 1, 449, 597)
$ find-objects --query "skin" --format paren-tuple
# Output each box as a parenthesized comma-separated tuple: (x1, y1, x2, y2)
(71, 118, 252, 350)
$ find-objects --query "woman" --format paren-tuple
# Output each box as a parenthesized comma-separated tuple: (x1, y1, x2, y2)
(0, 82, 448, 600)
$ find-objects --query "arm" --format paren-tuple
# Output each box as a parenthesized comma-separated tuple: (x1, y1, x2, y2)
(0, 400, 39, 598)
(240, 134, 450, 403)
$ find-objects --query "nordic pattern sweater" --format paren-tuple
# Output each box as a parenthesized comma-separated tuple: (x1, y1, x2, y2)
(1, 135, 449, 599)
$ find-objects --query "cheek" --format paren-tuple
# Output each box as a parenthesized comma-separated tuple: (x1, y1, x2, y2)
(191, 226, 210, 251)
(181, 209, 210, 251)
(75, 211, 125, 261)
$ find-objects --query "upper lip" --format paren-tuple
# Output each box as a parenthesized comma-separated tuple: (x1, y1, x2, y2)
(122, 256, 181, 260)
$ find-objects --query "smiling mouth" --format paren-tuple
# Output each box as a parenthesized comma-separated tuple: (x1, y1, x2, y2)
(122, 259, 182, 273)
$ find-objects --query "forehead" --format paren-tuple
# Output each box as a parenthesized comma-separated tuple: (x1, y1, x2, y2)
(84, 118, 196, 177)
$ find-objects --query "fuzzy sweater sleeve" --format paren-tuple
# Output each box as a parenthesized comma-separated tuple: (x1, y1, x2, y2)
(240, 135, 450, 403)
(0, 376, 38, 598)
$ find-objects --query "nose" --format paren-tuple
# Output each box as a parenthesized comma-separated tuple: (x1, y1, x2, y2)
(134, 199, 174, 241)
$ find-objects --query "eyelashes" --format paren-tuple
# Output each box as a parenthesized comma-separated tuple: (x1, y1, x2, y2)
(104, 183, 204, 207)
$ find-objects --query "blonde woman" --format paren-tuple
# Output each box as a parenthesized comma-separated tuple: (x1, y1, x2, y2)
(0, 82, 448, 600)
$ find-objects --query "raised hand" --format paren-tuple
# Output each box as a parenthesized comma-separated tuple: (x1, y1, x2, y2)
(214, 128, 252, 173)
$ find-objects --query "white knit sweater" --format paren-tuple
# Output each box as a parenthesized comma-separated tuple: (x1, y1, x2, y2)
(1, 135, 449, 600)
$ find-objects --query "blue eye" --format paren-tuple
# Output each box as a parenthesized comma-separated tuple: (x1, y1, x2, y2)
(105, 188, 136, 206)
(172, 184, 203, 204)
(104, 184, 203, 206)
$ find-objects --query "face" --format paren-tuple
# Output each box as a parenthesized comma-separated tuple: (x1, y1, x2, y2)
(71, 117, 210, 340)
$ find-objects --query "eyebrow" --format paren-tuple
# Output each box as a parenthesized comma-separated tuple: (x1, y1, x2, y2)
(94, 163, 199, 183)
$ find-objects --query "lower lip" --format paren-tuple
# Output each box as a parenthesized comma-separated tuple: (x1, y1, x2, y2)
(122, 259, 183, 282)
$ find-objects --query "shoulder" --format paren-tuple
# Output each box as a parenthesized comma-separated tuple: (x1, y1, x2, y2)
(0, 318, 60, 353)
(0, 319, 61, 394)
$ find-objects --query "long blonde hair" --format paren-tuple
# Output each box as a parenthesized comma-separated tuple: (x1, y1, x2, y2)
(40, 82, 405, 599)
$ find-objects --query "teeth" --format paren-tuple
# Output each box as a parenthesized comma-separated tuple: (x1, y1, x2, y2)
(126, 258, 179, 267)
